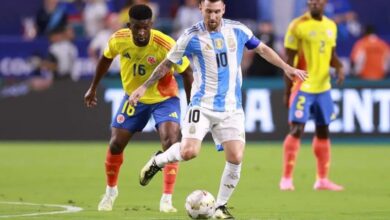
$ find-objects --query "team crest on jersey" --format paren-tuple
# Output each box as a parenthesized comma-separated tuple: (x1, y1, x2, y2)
(116, 114, 125, 124)
(227, 37, 236, 52)
(295, 110, 304, 119)
(213, 38, 224, 50)
(147, 56, 157, 65)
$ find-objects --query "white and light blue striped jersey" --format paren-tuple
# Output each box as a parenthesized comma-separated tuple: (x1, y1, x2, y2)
(167, 19, 261, 112)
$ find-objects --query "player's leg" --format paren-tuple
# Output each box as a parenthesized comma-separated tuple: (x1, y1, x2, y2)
(139, 106, 210, 186)
(153, 97, 182, 212)
(280, 91, 312, 191)
(212, 110, 245, 219)
(312, 91, 343, 191)
(157, 121, 180, 213)
(99, 95, 150, 211)
(98, 128, 133, 211)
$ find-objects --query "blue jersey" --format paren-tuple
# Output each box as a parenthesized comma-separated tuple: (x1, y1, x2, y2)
(167, 19, 261, 112)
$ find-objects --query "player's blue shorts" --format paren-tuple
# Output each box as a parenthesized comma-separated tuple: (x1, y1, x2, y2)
(111, 95, 181, 133)
(289, 90, 334, 126)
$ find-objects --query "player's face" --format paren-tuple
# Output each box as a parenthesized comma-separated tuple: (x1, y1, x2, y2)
(128, 19, 152, 46)
(307, 0, 327, 17)
(200, 0, 225, 31)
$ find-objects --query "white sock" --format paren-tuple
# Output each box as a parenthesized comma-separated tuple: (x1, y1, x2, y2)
(160, 193, 172, 204)
(106, 185, 118, 196)
(155, 142, 183, 167)
(216, 162, 242, 207)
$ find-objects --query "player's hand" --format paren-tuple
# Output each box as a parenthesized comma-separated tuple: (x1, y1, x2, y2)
(84, 87, 97, 108)
(284, 66, 307, 81)
(128, 85, 147, 106)
(335, 67, 345, 86)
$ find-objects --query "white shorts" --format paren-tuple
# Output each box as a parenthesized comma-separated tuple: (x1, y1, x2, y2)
(181, 106, 246, 144)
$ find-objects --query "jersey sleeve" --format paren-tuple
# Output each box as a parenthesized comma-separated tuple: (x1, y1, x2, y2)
(233, 22, 261, 50)
(103, 34, 118, 59)
(167, 33, 193, 64)
(330, 22, 338, 47)
(284, 21, 299, 50)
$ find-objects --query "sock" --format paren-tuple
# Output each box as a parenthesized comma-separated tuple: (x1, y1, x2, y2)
(282, 135, 301, 178)
(216, 162, 242, 207)
(163, 162, 179, 195)
(105, 185, 118, 196)
(160, 193, 172, 205)
(313, 137, 331, 179)
(155, 143, 183, 167)
(105, 149, 123, 187)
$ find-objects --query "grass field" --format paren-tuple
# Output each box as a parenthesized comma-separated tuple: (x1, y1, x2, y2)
(0, 141, 389, 220)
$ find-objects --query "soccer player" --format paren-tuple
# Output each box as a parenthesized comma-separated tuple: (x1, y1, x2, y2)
(84, 5, 193, 212)
(279, 0, 345, 191)
(129, 0, 307, 218)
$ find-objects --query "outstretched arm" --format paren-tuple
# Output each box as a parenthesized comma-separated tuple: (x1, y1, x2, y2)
(128, 58, 174, 106)
(84, 56, 113, 108)
(254, 43, 307, 81)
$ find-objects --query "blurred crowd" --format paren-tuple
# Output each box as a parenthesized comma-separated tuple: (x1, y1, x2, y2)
(1, 0, 389, 98)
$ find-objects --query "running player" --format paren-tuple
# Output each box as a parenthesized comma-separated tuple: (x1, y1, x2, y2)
(84, 4, 193, 212)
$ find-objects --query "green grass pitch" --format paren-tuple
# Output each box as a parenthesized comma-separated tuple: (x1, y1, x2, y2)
(0, 141, 389, 220)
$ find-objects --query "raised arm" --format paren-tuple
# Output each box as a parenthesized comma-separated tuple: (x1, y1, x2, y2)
(128, 58, 174, 106)
(254, 43, 307, 81)
(84, 56, 113, 107)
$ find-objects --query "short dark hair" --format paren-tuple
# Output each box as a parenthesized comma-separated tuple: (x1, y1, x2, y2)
(129, 4, 153, 20)
(200, 0, 225, 3)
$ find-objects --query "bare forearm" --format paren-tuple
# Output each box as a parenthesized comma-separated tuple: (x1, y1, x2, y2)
(256, 44, 289, 71)
(143, 59, 173, 88)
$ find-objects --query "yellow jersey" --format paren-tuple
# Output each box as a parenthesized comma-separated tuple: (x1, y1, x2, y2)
(284, 12, 337, 93)
(104, 28, 190, 104)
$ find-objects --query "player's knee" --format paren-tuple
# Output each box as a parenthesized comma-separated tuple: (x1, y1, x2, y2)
(109, 139, 126, 154)
(228, 152, 243, 165)
(290, 125, 304, 138)
(180, 145, 198, 161)
(161, 136, 179, 151)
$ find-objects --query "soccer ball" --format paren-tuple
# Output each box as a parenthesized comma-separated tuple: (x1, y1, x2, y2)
(185, 190, 215, 219)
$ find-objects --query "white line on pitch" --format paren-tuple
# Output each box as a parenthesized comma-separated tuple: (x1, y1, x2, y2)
(0, 201, 83, 218)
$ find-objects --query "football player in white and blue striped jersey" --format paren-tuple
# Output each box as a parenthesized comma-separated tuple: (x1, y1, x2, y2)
(132, 0, 307, 218)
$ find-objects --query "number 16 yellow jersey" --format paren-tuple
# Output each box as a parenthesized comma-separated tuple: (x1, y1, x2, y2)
(284, 13, 337, 94)
(104, 28, 190, 104)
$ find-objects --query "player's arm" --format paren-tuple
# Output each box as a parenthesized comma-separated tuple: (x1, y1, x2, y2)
(284, 48, 298, 108)
(254, 43, 307, 81)
(84, 56, 113, 107)
(330, 47, 345, 85)
(180, 65, 194, 105)
(128, 58, 174, 106)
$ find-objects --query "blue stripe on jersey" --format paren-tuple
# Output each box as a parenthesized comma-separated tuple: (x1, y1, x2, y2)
(191, 35, 206, 107)
(234, 28, 246, 109)
(235, 73, 242, 109)
(211, 32, 230, 112)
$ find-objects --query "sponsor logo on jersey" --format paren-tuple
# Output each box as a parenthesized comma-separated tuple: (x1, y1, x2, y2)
(169, 112, 178, 119)
(123, 52, 131, 59)
(227, 37, 236, 52)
